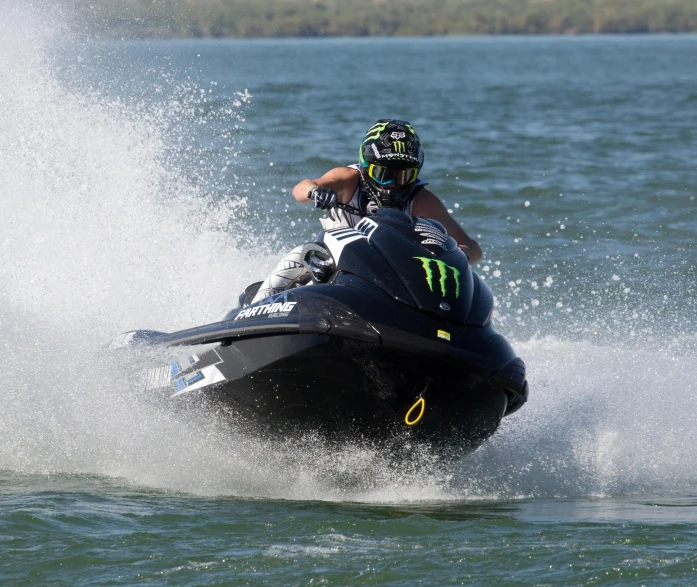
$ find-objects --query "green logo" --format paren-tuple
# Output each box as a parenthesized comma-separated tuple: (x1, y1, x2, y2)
(363, 121, 390, 142)
(414, 257, 461, 298)
(393, 140, 405, 153)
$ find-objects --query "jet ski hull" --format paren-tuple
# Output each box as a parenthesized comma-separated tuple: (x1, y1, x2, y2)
(202, 334, 511, 455)
(129, 286, 526, 458)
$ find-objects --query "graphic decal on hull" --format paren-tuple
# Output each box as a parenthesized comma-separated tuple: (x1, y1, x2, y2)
(143, 350, 227, 396)
(234, 301, 297, 321)
(170, 355, 204, 392)
(414, 257, 461, 298)
(415, 221, 448, 251)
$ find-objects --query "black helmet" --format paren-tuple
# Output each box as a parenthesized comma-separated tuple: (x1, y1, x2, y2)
(358, 119, 424, 208)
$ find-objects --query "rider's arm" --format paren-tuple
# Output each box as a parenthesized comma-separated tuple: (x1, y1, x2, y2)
(292, 167, 360, 205)
(411, 189, 482, 264)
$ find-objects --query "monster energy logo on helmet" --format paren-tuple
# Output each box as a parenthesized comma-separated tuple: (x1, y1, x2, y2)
(414, 257, 461, 298)
(358, 119, 425, 208)
(359, 119, 424, 168)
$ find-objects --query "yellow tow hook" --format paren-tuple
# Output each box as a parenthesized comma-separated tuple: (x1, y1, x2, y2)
(405, 397, 426, 426)
(405, 378, 431, 427)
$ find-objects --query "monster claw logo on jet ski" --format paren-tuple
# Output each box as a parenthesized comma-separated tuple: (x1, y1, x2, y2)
(414, 257, 461, 298)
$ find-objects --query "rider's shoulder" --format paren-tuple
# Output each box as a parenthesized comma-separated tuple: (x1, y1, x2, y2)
(314, 166, 360, 205)
(318, 166, 359, 182)
(411, 188, 445, 215)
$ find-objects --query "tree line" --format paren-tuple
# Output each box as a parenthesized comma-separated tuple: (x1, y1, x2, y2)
(77, 0, 697, 38)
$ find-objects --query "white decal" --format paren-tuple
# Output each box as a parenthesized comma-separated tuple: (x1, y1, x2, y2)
(356, 217, 379, 240)
(379, 153, 414, 161)
(235, 301, 297, 321)
(390, 131, 406, 139)
(323, 228, 366, 262)
(421, 238, 448, 250)
(415, 222, 448, 250)
(416, 222, 446, 235)
(417, 229, 446, 239)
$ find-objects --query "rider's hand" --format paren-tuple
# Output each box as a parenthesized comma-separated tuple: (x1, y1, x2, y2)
(309, 186, 339, 210)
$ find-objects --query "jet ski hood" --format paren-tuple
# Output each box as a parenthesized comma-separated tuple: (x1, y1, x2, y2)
(324, 208, 476, 324)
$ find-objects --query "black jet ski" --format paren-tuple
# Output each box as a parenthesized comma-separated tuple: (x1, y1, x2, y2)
(111, 208, 528, 458)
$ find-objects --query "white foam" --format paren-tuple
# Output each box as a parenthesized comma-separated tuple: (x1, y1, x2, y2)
(0, 7, 267, 335)
(456, 335, 697, 499)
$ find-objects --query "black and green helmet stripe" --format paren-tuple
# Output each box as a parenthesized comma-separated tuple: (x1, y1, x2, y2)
(362, 120, 390, 143)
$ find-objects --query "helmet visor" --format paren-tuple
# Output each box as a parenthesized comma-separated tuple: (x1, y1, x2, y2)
(365, 163, 419, 187)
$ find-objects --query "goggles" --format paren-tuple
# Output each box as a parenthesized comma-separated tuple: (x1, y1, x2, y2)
(364, 163, 419, 187)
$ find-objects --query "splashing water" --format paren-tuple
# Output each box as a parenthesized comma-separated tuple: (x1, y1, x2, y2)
(0, 7, 256, 335)
(1, 6, 696, 502)
(0, 5, 262, 491)
(460, 335, 697, 499)
(0, 6, 451, 501)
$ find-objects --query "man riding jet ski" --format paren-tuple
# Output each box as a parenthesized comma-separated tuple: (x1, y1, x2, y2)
(112, 120, 528, 458)
(252, 119, 482, 303)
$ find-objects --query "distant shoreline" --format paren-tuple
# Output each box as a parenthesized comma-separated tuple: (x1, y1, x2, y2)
(94, 33, 697, 43)
(77, 0, 697, 39)
(88, 30, 697, 40)
(86, 31, 697, 42)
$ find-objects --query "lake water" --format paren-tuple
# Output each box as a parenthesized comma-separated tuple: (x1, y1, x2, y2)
(1, 6, 697, 585)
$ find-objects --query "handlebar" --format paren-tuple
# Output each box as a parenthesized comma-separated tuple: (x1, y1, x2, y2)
(308, 186, 368, 218)
(334, 202, 368, 218)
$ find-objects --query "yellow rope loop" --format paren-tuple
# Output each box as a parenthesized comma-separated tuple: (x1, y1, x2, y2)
(404, 397, 426, 426)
